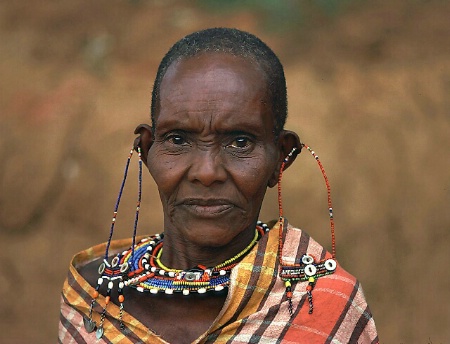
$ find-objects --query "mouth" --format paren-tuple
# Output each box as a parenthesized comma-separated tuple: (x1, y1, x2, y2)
(180, 199, 235, 217)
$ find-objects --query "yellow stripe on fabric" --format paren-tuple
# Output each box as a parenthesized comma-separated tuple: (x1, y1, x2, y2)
(210, 224, 280, 339)
(211, 252, 256, 330)
(63, 265, 91, 314)
(235, 227, 279, 319)
(232, 261, 276, 296)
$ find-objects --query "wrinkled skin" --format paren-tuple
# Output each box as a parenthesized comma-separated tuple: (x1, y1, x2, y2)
(81, 53, 300, 343)
(137, 53, 300, 270)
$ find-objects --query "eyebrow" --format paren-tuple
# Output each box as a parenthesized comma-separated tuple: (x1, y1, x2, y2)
(155, 112, 268, 136)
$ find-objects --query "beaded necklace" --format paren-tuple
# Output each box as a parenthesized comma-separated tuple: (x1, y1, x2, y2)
(154, 226, 261, 274)
(85, 220, 269, 338)
(121, 223, 266, 294)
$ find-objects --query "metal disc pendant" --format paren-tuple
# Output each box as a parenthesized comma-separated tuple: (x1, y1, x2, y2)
(83, 317, 96, 333)
(324, 259, 337, 271)
(185, 271, 196, 281)
(96, 327, 104, 339)
(302, 254, 314, 265)
(304, 264, 317, 276)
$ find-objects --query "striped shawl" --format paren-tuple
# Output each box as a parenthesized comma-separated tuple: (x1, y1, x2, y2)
(59, 221, 378, 343)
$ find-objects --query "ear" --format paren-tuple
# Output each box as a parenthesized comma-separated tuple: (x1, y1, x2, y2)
(267, 130, 302, 188)
(134, 124, 154, 167)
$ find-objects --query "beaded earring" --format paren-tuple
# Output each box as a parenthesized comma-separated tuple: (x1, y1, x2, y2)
(84, 146, 143, 339)
(277, 144, 337, 316)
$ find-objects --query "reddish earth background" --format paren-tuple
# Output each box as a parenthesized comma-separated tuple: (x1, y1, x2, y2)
(1, 1, 449, 343)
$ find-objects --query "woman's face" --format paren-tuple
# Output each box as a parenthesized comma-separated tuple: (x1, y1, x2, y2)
(147, 53, 280, 247)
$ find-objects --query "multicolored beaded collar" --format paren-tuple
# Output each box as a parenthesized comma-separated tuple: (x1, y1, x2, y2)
(84, 220, 269, 338)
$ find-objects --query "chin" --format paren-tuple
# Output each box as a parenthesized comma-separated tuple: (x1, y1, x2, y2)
(167, 207, 255, 247)
(187, 226, 239, 248)
(176, 219, 247, 247)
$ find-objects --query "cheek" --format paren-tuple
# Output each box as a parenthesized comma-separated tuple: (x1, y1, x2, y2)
(231, 158, 276, 200)
(147, 152, 184, 195)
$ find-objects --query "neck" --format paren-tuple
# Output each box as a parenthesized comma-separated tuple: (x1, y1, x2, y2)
(159, 223, 258, 270)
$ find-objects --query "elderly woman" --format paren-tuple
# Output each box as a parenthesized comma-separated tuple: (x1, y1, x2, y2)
(59, 28, 378, 343)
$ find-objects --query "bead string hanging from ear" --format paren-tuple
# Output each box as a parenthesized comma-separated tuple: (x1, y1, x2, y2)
(276, 147, 298, 315)
(84, 146, 143, 339)
(277, 143, 337, 316)
(302, 144, 336, 258)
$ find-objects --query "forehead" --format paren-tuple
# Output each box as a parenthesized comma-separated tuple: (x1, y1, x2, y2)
(161, 53, 268, 97)
(156, 53, 275, 132)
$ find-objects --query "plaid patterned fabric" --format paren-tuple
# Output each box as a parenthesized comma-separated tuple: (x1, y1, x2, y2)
(59, 221, 378, 343)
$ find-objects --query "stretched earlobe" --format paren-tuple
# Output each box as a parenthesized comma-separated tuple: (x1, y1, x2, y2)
(134, 124, 153, 166)
(267, 130, 302, 188)
(279, 130, 301, 170)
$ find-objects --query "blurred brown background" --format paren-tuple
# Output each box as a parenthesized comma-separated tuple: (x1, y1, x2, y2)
(1, 1, 449, 343)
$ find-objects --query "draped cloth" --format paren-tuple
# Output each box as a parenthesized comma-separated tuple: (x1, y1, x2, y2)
(59, 221, 379, 343)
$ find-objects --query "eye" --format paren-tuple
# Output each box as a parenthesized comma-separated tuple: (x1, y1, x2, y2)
(229, 136, 251, 149)
(167, 134, 187, 145)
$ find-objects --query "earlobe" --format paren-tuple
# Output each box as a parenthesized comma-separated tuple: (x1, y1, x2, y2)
(134, 124, 154, 166)
(267, 130, 302, 188)
(279, 130, 302, 171)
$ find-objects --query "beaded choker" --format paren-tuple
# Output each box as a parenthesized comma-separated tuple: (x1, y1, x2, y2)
(85, 221, 269, 338)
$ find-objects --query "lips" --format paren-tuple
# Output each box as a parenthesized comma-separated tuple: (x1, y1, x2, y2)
(179, 198, 235, 217)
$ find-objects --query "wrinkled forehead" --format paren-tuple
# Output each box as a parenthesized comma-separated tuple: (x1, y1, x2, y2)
(158, 53, 271, 107)
(165, 53, 267, 87)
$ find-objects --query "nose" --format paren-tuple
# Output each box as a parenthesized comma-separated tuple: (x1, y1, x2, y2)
(188, 149, 227, 186)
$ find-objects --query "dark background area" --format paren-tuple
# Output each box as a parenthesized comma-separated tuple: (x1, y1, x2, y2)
(1, 1, 449, 342)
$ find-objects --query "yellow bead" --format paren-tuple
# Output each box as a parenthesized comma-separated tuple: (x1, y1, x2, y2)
(308, 277, 315, 283)
(285, 280, 291, 287)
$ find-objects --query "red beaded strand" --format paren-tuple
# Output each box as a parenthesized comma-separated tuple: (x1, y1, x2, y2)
(302, 144, 336, 259)
(277, 144, 338, 316)
(277, 147, 298, 315)
(277, 147, 298, 265)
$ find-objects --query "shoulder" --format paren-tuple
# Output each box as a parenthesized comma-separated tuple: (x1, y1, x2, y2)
(280, 221, 369, 314)
(66, 237, 139, 288)
(281, 223, 378, 341)
(283, 221, 359, 287)
(280, 221, 331, 263)
(78, 256, 103, 287)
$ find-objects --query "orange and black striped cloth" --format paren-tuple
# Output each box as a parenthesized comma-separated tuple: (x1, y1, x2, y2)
(59, 221, 378, 343)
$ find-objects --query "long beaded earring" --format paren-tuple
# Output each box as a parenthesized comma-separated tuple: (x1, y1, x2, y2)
(277, 144, 337, 316)
(83, 146, 143, 339)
